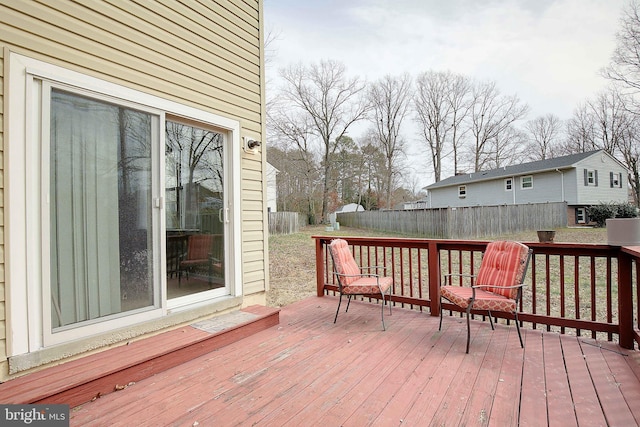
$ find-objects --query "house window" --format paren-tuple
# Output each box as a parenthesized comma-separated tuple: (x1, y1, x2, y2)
(505, 178, 513, 191)
(584, 169, 598, 186)
(610, 172, 623, 188)
(458, 185, 467, 198)
(521, 175, 533, 189)
(575, 207, 587, 224)
(7, 53, 241, 351)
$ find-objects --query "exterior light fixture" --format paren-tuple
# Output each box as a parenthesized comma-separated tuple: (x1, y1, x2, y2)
(243, 137, 261, 154)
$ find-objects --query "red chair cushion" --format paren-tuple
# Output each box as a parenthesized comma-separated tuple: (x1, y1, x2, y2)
(476, 240, 529, 299)
(441, 286, 517, 312)
(343, 276, 393, 295)
(329, 239, 362, 286)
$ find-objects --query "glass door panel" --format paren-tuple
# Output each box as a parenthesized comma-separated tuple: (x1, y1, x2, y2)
(50, 89, 155, 329)
(165, 121, 225, 298)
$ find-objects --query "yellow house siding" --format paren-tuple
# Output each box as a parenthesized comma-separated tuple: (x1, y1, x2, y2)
(0, 2, 262, 127)
(0, 0, 266, 370)
(241, 129, 267, 293)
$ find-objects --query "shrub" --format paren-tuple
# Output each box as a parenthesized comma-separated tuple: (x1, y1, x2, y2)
(615, 203, 639, 218)
(587, 203, 617, 227)
(588, 202, 639, 227)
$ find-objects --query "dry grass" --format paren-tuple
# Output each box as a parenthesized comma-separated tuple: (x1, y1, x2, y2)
(267, 225, 609, 308)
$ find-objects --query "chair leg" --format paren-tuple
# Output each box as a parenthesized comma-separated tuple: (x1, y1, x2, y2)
(515, 312, 524, 348)
(465, 305, 472, 354)
(334, 294, 343, 323)
(488, 311, 495, 330)
(439, 297, 443, 331)
(380, 286, 391, 331)
(380, 294, 386, 331)
(345, 295, 352, 312)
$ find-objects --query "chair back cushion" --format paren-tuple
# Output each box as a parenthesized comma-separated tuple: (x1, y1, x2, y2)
(187, 234, 213, 261)
(476, 240, 530, 299)
(329, 239, 361, 285)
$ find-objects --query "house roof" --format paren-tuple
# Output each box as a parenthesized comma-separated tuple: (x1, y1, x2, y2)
(425, 150, 621, 190)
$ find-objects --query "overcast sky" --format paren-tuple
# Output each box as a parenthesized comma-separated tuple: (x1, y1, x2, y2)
(264, 0, 629, 187)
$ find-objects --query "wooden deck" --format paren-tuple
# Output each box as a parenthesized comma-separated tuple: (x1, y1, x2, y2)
(70, 296, 640, 426)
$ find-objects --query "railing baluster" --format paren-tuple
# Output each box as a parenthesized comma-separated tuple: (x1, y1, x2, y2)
(560, 255, 566, 335)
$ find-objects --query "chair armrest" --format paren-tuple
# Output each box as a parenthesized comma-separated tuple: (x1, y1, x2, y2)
(470, 283, 525, 302)
(442, 272, 477, 286)
(334, 272, 382, 279)
(359, 265, 387, 273)
(471, 283, 524, 290)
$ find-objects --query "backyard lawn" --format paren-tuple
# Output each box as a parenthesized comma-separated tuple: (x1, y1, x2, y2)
(267, 225, 608, 308)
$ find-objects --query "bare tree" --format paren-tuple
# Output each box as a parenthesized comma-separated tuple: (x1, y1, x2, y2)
(468, 80, 529, 171)
(486, 125, 528, 169)
(566, 87, 630, 154)
(616, 115, 640, 206)
(414, 70, 471, 181)
(564, 87, 640, 206)
(278, 60, 369, 222)
(267, 99, 321, 222)
(565, 102, 597, 153)
(602, 0, 640, 207)
(368, 73, 412, 208)
(603, 1, 640, 96)
(524, 114, 564, 160)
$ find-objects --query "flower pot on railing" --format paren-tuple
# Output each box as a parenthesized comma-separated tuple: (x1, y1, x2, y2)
(606, 218, 640, 246)
(537, 230, 556, 243)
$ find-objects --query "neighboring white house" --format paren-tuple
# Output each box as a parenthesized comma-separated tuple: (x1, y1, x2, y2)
(424, 150, 629, 225)
(401, 198, 429, 210)
(328, 203, 364, 227)
(267, 163, 278, 212)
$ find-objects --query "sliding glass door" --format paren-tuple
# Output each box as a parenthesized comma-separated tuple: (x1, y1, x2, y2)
(165, 120, 226, 299)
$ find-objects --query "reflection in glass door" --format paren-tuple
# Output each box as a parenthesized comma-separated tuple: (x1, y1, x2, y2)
(165, 120, 225, 298)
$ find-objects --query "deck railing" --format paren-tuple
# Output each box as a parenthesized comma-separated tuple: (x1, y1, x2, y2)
(314, 236, 640, 349)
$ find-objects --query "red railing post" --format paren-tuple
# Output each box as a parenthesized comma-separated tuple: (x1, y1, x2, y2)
(316, 237, 325, 297)
(618, 249, 634, 349)
(428, 241, 440, 317)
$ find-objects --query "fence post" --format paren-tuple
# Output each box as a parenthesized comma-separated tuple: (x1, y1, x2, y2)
(618, 249, 634, 349)
(316, 238, 326, 297)
(428, 241, 441, 317)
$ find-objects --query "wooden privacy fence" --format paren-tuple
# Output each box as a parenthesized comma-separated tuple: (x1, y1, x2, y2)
(268, 212, 308, 235)
(337, 202, 568, 239)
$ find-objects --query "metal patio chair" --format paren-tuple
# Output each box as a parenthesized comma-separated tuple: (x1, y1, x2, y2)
(328, 239, 393, 330)
(439, 240, 532, 353)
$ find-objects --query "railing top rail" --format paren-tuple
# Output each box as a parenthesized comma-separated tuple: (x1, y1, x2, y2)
(312, 235, 615, 255)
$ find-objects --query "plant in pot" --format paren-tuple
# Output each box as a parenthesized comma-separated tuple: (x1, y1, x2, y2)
(603, 203, 640, 246)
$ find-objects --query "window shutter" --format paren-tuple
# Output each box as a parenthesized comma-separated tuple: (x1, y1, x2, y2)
(584, 169, 588, 186)
(619, 172, 623, 187)
(610, 171, 614, 188)
(595, 170, 598, 186)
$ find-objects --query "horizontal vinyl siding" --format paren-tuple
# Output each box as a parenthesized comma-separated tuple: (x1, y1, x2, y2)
(242, 150, 266, 294)
(0, 0, 267, 358)
(0, 1, 262, 128)
(574, 155, 628, 205)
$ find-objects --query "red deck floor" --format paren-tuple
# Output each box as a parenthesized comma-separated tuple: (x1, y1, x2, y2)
(70, 296, 640, 426)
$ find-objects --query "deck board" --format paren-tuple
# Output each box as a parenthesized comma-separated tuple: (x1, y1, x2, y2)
(563, 337, 608, 426)
(581, 338, 639, 426)
(69, 296, 640, 426)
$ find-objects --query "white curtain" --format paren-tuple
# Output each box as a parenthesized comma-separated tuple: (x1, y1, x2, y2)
(50, 90, 121, 327)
